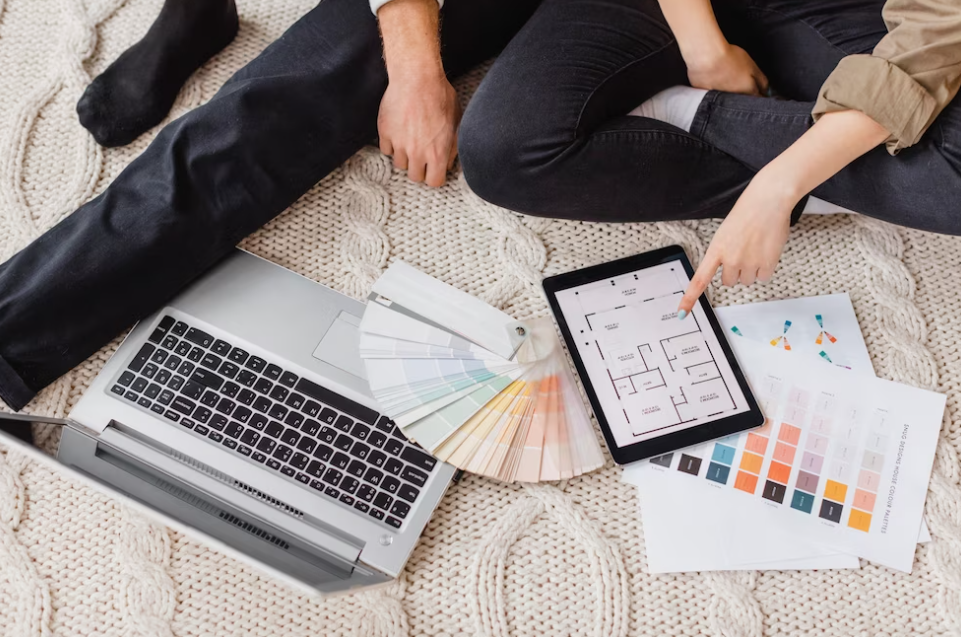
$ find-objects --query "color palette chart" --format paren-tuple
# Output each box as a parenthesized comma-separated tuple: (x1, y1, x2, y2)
(637, 337, 945, 572)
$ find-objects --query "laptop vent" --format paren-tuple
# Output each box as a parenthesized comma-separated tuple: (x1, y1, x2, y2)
(169, 450, 234, 482)
(153, 479, 221, 516)
(218, 511, 291, 550)
(233, 480, 305, 519)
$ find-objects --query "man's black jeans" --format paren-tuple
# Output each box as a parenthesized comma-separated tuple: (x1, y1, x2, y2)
(1, 0, 959, 411)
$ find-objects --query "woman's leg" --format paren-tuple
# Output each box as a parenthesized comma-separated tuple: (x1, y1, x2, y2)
(458, 0, 762, 223)
(693, 0, 961, 235)
(0, 0, 538, 411)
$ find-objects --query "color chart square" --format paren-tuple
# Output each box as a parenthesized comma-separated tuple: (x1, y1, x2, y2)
(824, 479, 848, 502)
(796, 470, 820, 493)
(853, 488, 877, 512)
(862, 450, 885, 472)
(762, 480, 787, 504)
(805, 433, 829, 454)
(857, 469, 881, 491)
(711, 444, 737, 465)
(706, 462, 731, 484)
(734, 471, 759, 494)
(745, 433, 769, 454)
(819, 499, 844, 524)
(791, 490, 815, 513)
(739, 452, 764, 474)
(772, 442, 796, 464)
(650, 454, 673, 468)
(848, 509, 872, 532)
(768, 461, 792, 484)
(777, 423, 802, 445)
(801, 451, 825, 473)
(678, 454, 702, 476)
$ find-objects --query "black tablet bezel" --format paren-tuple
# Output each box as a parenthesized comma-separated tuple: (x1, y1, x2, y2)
(543, 245, 764, 465)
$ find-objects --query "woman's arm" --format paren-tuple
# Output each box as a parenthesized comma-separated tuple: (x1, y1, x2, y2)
(677, 110, 889, 317)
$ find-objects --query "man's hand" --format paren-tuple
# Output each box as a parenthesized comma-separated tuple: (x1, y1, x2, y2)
(377, 0, 456, 187)
(378, 71, 460, 187)
(686, 43, 769, 96)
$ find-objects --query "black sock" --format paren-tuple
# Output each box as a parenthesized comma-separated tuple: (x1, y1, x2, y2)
(77, 0, 238, 147)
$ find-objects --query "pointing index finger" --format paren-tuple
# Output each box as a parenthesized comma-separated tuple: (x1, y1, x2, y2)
(678, 254, 720, 319)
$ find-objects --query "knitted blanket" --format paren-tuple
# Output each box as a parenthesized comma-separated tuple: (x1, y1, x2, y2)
(1, 1, 960, 635)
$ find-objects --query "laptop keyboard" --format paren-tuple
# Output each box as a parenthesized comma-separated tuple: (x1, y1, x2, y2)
(109, 315, 439, 529)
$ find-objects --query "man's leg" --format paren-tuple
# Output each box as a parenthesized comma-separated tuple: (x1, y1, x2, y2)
(0, 0, 538, 411)
(458, 0, 761, 223)
(690, 0, 961, 235)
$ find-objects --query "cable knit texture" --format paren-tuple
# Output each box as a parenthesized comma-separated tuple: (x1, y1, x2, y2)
(1, 1, 960, 635)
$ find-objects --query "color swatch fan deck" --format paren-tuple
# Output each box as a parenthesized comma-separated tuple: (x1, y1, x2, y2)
(359, 262, 605, 482)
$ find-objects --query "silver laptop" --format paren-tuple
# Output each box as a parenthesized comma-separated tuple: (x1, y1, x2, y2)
(0, 249, 456, 594)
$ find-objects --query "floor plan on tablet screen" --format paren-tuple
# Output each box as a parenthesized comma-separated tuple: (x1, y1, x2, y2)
(554, 261, 749, 447)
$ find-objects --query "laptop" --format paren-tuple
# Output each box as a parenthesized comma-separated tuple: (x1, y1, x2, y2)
(0, 249, 456, 594)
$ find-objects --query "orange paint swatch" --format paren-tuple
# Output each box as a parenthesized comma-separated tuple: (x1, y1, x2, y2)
(739, 451, 764, 474)
(824, 479, 848, 502)
(745, 433, 769, 455)
(848, 509, 872, 532)
(853, 489, 877, 512)
(734, 471, 759, 494)
(778, 423, 802, 445)
(768, 461, 792, 484)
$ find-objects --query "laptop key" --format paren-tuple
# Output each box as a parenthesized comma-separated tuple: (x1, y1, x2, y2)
(334, 434, 352, 452)
(118, 371, 136, 387)
(139, 397, 153, 409)
(237, 445, 252, 457)
(151, 349, 169, 365)
(128, 343, 155, 373)
(253, 396, 272, 414)
(178, 361, 195, 376)
(171, 396, 196, 415)
(221, 381, 240, 398)
(228, 348, 249, 365)
(267, 459, 283, 471)
(219, 362, 239, 380)
(184, 327, 213, 348)
(171, 321, 187, 336)
(401, 446, 437, 472)
(155, 369, 172, 385)
(175, 340, 192, 357)
(151, 403, 165, 415)
(303, 400, 321, 418)
(158, 389, 174, 406)
(384, 458, 403, 476)
(148, 328, 166, 345)
(237, 371, 257, 388)
(181, 380, 204, 400)
(208, 414, 228, 431)
(180, 418, 196, 430)
(319, 408, 337, 425)
(313, 444, 333, 462)
(307, 461, 326, 478)
(373, 492, 393, 511)
(124, 390, 139, 402)
(357, 484, 377, 502)
(384, 439, 404, 457)
(264, 364, 283, 381)
(168, 375, 186, 391)
(240, 430, 260, 445)
(111, 384, 125, 396)
(397, 483, 420, 503)
(401, 465, 428, 488)
(194, 424, 210, 436)
(369, 509, 385, 521)
(281, 428, 300, 446)
(212, 339, 231, 356)
(375, 415, 394, 433)
(222, 438, 238, 450)
(368, 450, 387, 468)
(193, 406, 212, 423)
(272, 445, 293, 463)
(296, 437, 317, 455)
(339, 494, 355, 506)
(280, 466, 296, 478)
(389, 501, 410, 519)
(163, 355, 182, 371)
(252, 451, 267, 463)
(334, 415, 353, 432)
(331, 452, 350, 470)
(268, 404, 288, 421)
(280, 371, 298, 388)
(237, 388, 256, 405)
(301, 419, 321, 437)
(318, 426, 337, 444)
(351, 423, 370, 441)
(325, 486, 341, 499)
(231, 405, 252, 423)
(254, 378, 273, 395)
(364, 467, 383, 487)
(310, 479, 325, 492)
(187, 347, 204, 362)
(269, 385, 289, 402)
(322, 468, 343, 487)
(215, 397, 236, 416)
(249, 413, 268, 430)
(347, 460, 366, 478)
(265, 420, 284, 438)
(295, 472, 310, 485)
(385, 516, 402, 529)
(256, 437, 277, 454)
(290, 453, 310, 470)
(208, 431, 224, 443)
(354, 501, 370, 514)
(382, 476, 400, 494)
(225, 422, 244, 439)
(350, 442, 370, 461)
(368, 431, 387, 449)
(246, 356, 266, 372)
(145, 383, 161, 399)
(142, 363, 158, 379)
(191, 368, 224, 391)
(284, 411, 304, 429)
(200, 353, 222, 371)
(161, 335, 178, 351)
(200, 390, 219, 407)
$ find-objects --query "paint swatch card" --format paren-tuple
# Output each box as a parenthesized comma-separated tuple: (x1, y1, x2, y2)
(360, 262, 604, 483)
(633, 337, 945, 572)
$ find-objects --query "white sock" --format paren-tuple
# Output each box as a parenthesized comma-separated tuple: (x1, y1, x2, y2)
(629, 85, 708, 132)
(802, 196, 858, 215)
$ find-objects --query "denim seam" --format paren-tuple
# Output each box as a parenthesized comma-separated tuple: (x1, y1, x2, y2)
(0, 352, 35, 412)
(573, 38, 679, 141)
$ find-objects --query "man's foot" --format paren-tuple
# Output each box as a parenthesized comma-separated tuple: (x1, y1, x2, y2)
(77, 0, 238, 147)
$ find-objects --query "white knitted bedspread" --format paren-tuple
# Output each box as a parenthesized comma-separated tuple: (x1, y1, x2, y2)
(1, 1, 960, 635)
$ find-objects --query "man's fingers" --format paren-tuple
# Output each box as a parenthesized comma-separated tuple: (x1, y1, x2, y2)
(407, 156, 427, 183)
(425, 158, 447, 188)
(740, 268, 758, 287)
(393, 148, 409, 171)
(448, 130, 459, 170)
(755, 69, 770, 96)
(678, 254, 721, 318)
(757, 264, 776, 283)
(380, 136, 393, 158)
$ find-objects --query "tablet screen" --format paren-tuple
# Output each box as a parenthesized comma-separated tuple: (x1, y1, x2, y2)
(551, 257, 751, 450)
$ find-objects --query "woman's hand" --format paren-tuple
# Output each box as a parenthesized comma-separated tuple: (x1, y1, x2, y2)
(677, 173, 796, 317)
(378, 72, 460, 187)
(685, 42, 769, 96)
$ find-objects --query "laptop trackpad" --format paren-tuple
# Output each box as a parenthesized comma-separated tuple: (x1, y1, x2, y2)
(312, 312, 367, 380)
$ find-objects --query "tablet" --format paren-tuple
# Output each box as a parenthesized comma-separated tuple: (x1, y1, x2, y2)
(543, 245, 763, 464)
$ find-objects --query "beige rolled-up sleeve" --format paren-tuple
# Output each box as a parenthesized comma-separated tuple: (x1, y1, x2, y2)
(812, 0, 961, 154)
